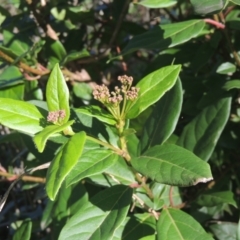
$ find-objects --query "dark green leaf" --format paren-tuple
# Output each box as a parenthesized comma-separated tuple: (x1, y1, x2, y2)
(140, 78, 182, 152)
(113, 213, 156, 240)
(59, 185, 133, 240)
(66, 149, 118, 186)
(46, 63, 70, 123)
(196, 191, 237, 207)
(13, 219, 32, 240)
(126, 65, 181, 119)
(122, 20, 205, 55)
(131, 144, 213, 186)
(177, 96, 231, 161)
(0, 66, 23, 88)
(0, 98, 47, 135)
(157, 208, 214, 240)
(46, 131, 86, 200)
(34, 120, 75, 152)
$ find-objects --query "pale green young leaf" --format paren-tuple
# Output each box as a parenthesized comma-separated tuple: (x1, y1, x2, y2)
(137, 0, 177, 8)
(126, 65, 181, 119)
(0, 98, 47, 135)
(59, 185, 133, 240)
(34, 120, 75, 153)
(131, 144, 213, 187)
(46, 131, 86, 200)
(46, 63, 70, 123)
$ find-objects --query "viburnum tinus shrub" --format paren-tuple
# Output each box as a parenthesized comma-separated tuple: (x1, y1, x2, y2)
(0, 63, 215, 239)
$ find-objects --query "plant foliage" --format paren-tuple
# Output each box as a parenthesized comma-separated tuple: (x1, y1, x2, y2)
(0, 0, 240, 239)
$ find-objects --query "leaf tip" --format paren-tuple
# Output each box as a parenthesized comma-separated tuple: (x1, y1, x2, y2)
(193, 177, 213, 185)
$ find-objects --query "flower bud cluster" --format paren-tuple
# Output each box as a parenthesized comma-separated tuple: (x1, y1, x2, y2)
(47, 110, 66, 123)
(93, 75, 139, 106)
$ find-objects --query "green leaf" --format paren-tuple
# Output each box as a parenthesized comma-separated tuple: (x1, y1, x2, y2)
(34, 120, 75, 153)
(0, 98, 47, 135)
(0, 66, 23, 88)
(126, 65, 181, 119)
(216, 62, 236, 75)
(230, 0, 240, 5)
(3, 30, 31, 56)
(113, 213, 156, 240)
(190, 0, 227, 15)
(137, 0, 177, 8)
(61, 49, 90, 64)
(151, 183, 182, 210)
(177, 96, 231, 161)
(73, 82, 92, 100)
(13, 219, 32, 240)
(157, 208, 214, 240)
(46, 63, 70, 123)
(66, 149, 118, 186)
(222, 80, 240, 91)
(140, 78, 182, 152)
(59, 185, 133, 240)
(46, 131, 86, 200)
(75, 106, 117, 125)
(195, 191, 237, 207)
(210, 222, 238, 240)
(122, 20, 205, 55)
(131, 144, 213, 187)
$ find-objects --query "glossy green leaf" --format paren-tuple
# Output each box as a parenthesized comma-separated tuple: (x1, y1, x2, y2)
(75, 106, 117, 125)
(0, 66, 23, 88)
(113, 213, 156, 240)
(196, 191, 237, 207)
(0, 84, 24, 100)
(122, 20, 205, 55)
(41, 182, 88, 234)
(190, 0, 227, 15)
(157, 208, 214, 240)
(137, 0, 177, 8)
(0, 98, 47, 135)
(105, 157, 136, 185)
(34, 120, 75, 153)
(126, 65, 181, 119)
(46, 131, 86, 200)
(13, 219, 32, 240)
(216, 62, 236, 75)
(59, 185, 133, 240)
(210, 222, 238, 240)
(140, 78, 182, 152)
(66, 149, 118, 186)
(222, 80, 240, 91)
(46, 63, 70, 123)
(3, 30, 31, 56)
(61, 49, 90, 64)
(177, 96, 231, 161)
(131, 144, 213, 186)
